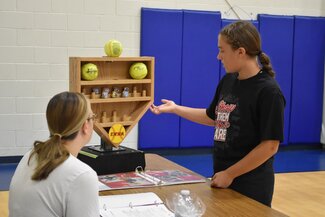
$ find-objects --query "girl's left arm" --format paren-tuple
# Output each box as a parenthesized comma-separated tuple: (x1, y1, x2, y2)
(211, 140, 279, 188)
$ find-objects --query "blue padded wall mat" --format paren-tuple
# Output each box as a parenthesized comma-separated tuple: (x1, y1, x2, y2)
(258, 14, 294, 145)
(180, 10, 221, 147)
(140, 8, 325, 148)
(219, 19, 259, 79)
(139, 8, 183, 148)
(289, 16, 325, 143)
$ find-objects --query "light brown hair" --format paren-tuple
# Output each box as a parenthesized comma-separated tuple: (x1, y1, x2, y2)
(220, 20, 275, 78)
(28, 92, 89, 180)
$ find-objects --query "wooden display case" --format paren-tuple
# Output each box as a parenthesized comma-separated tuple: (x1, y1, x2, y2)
(69, 56, 154, 148)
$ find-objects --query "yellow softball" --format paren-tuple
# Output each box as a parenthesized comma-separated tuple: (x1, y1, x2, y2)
(108, 123, 126, 145)
(104, 39, 123, 57)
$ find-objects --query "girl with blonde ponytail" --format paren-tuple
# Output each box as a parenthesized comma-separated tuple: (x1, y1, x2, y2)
(150, 21, 285, 207)
(9, 92, 99, 217)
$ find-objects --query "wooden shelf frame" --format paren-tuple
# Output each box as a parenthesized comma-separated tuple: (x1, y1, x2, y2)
(69, 56, 154, 147)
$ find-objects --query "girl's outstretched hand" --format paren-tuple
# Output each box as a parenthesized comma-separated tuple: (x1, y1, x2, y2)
(150, 99, 177, 115)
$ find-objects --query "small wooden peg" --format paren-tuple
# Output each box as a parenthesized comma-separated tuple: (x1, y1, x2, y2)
(112, 110, 117, 122)
(133, 86, 137, 97)
(91, 92, 96, 99)
(122, 114, 131, 121)
(101, 111, 107, 123)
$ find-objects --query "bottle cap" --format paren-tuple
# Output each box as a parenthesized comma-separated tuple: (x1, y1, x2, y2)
(180, 190, 190, 196)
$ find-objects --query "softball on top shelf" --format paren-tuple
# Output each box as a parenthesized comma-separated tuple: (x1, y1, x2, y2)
(81, 63, 99, 81)
(104, 39, 123, 57)
(129, 62, 148, 79)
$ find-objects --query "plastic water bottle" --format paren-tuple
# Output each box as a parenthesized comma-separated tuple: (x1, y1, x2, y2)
(166, 190, 206, 217)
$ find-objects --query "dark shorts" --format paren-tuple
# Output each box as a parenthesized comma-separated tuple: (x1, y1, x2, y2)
(213, 157, 274, 207)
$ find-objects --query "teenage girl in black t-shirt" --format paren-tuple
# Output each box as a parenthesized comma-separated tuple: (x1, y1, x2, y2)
(150, 20, 285, 207)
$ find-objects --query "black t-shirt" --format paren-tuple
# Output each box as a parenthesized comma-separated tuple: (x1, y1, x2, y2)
(206, 71, 285, 168)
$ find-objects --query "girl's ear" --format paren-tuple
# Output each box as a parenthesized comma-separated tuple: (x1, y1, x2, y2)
(238, 47, 246, 56)
(81, 121, 90, 135)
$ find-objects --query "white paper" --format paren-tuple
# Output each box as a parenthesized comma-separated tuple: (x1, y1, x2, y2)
(100, 192, 162, 208)
(99, 192, 174, 217)
(100, 204, 174, 217)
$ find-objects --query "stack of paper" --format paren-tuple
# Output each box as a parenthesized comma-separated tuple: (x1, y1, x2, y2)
(99, 192, 174, 217)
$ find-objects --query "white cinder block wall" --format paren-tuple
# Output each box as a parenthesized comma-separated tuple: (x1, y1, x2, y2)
(0, 0, 324, 156)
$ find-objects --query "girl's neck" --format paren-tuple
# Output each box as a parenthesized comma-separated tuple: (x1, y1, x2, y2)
(237, 60, 260, 80)
(63, 139, 83, 157)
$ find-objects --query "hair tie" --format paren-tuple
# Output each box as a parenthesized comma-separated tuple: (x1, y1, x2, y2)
(53, 133, 62, 139)
(257, 51, 262, 56)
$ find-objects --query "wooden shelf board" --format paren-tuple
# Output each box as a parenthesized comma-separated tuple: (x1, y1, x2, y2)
(71, 56, 154, 62)
(81, 79, 151, 85)
(100, 121, 133, 128)
(89, 97, 151, 103)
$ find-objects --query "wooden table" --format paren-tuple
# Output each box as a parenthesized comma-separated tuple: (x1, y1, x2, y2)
(100, 154, 288, 217)
(273, 171, 325, 217)
(0, 191, 9, 217)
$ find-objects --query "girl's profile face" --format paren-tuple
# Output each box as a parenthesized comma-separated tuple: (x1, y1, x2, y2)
(84, 100, 94, 143)
(217, 35, 240, 73)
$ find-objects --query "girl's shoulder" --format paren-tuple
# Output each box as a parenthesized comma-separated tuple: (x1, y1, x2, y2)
(64, 154, 96, 174)
(258, 73, 286, 105)
(259, 72, 283, 92)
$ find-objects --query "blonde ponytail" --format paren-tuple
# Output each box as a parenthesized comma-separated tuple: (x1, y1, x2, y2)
(29, 136, 69, 180)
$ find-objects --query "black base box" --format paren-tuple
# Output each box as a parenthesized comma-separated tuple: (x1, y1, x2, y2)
(77, 145, 146, 175)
